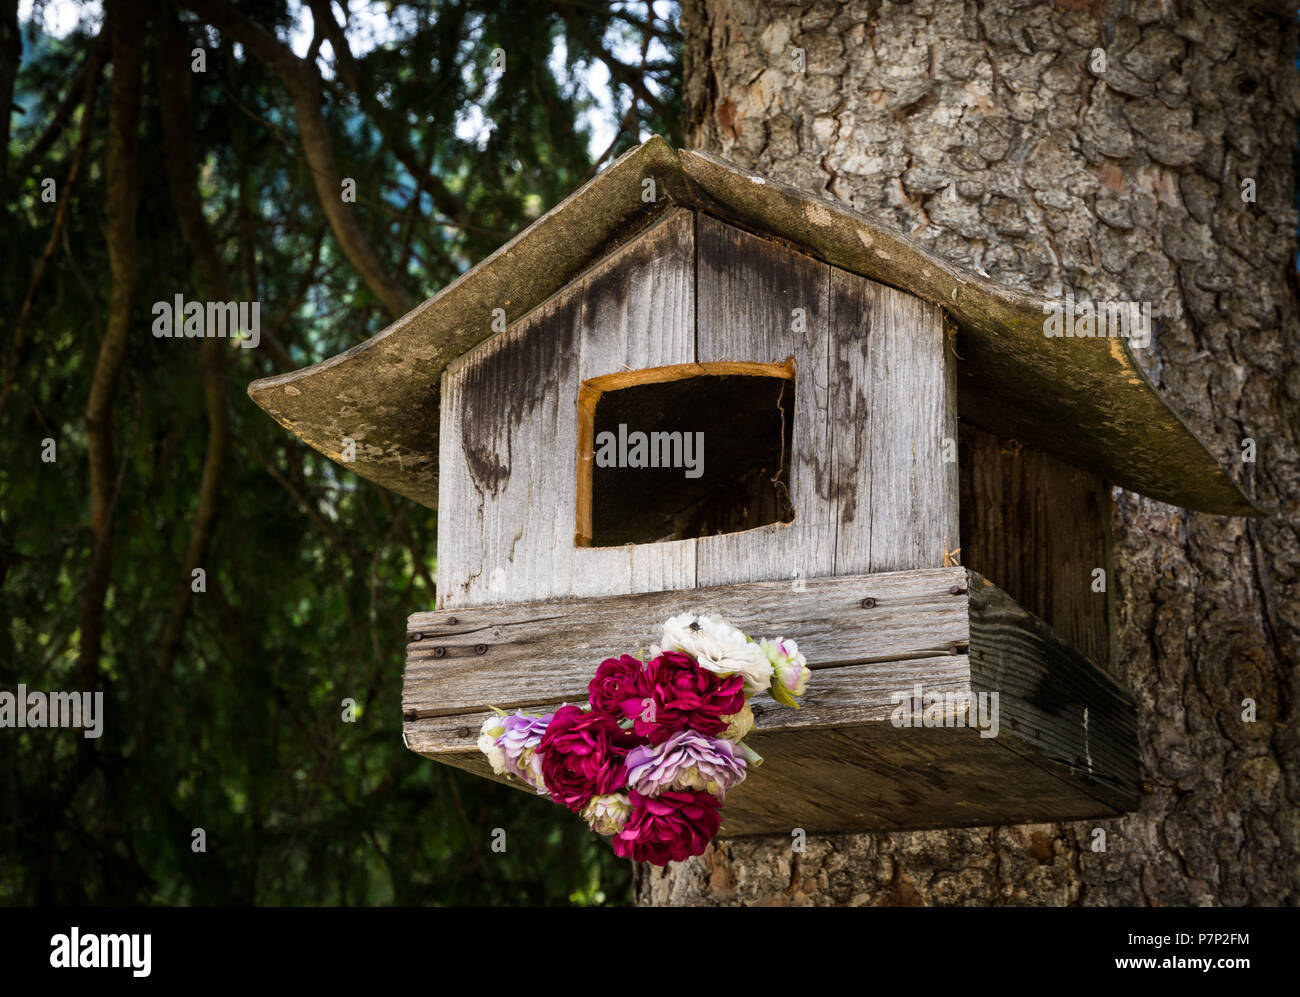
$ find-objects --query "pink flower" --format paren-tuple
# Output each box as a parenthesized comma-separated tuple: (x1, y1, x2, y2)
(538, 705, 639, 813)
(588, 655, 649, 719)
(611, 790, 723, 865)
(635, 652, 745, 745)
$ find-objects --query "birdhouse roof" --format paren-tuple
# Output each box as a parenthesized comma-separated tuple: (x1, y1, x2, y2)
(248, 136, 1254, 516)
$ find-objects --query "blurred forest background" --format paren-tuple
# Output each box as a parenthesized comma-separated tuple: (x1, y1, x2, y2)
(1, 0, 680, 905)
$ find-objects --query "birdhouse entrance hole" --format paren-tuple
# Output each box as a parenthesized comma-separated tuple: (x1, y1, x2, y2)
(576, 361, 796, 547)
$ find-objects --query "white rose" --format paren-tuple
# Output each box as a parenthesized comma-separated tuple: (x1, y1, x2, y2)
(658, 613, 774, 695)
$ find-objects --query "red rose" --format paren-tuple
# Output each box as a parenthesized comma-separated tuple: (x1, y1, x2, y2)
(538, 705, 639, 813)
(588, 654, 649, 719)
(611, 789, 723, 865)
(634, 652, 745, 745)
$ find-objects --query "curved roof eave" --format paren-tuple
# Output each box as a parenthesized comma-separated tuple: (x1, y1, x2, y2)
(249, 136, 1256, 517)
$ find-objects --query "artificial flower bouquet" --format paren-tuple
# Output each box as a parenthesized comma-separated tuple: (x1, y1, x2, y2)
(477, 612, 811, 865)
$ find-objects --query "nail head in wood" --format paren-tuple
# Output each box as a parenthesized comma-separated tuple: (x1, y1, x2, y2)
(860, 597, 877, 608)
(476, 643, 489, 655)
(433, 646, 446, 658)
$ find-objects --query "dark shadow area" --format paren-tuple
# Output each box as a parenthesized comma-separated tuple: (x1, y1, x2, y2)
(588, 373, 795, 546)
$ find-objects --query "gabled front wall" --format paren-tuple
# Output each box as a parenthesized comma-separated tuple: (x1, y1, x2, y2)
(434, 208, 957, 609)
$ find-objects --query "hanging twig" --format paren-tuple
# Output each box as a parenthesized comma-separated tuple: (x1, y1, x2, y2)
(152, 9, 233, 676)
(0, 39, 106, 415)
(77, 0, 145, 689)
(179, 0, 416, 317)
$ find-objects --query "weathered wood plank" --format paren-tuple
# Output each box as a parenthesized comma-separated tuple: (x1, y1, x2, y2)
(404, 566, 971, 717)
(436, 208, 697, 608)
(941, 314, 961, 567)
(966, 571, 1138, 809)
(436, 365, 464, 601)
(693, 214, 834, 587)
(958, 422, 1113, 672)
(829, 269, 956, 575)
(866, 282, 955, 571)
(436, 280, 584, 608)
(404, 653, 973, 752)
(404, 567, 1138, 835)
(569, 207, 698, 598)
(718, 724, 1128, 836)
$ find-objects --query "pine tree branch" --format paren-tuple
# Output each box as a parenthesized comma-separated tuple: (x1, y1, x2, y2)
(0, 36, 105, 415)
(179, 0, 416, 317)
(78, 0, 144, 688)
(153, 9, 232, 676)
(307, 0, 470, 233)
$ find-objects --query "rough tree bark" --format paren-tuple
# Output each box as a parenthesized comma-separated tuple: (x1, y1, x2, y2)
(638, 0, 1300, 906)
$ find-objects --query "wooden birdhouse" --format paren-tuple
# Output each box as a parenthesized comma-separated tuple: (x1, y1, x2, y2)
(249, 138, 1254, 836)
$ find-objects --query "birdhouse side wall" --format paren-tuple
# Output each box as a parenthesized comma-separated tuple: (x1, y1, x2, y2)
(957, 421, 1117, 674)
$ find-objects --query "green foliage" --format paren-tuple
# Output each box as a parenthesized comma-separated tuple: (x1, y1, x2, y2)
(0, 0, 681, 905)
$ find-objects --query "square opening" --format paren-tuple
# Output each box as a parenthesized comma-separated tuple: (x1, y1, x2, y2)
(576, 361, 796, 547)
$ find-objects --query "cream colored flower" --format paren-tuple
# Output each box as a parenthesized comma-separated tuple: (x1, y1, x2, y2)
(582, 793, 633, 835)
(477, 712, 509, 775)
(657, 612, 774, 694)
(718, 703, 755, 741)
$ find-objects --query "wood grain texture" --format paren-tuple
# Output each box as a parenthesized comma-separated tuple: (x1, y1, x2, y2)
(719, 722, 1129, 835)
(404, 567, 1137, 835)
(405, 652, 973, 752)
(569, 208, 698, 599)
(405, 566, 971, 716)
(435, 276, 583, 608)
(694, 214, 835, 587)
(830, 269, 957, 575)
(958, 421, 1113, 672)
(966, 571, 1138, 810)
(436, 208, 697, 608)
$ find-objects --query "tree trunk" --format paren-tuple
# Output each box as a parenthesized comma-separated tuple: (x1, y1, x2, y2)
(638, 0, 1300, 906)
